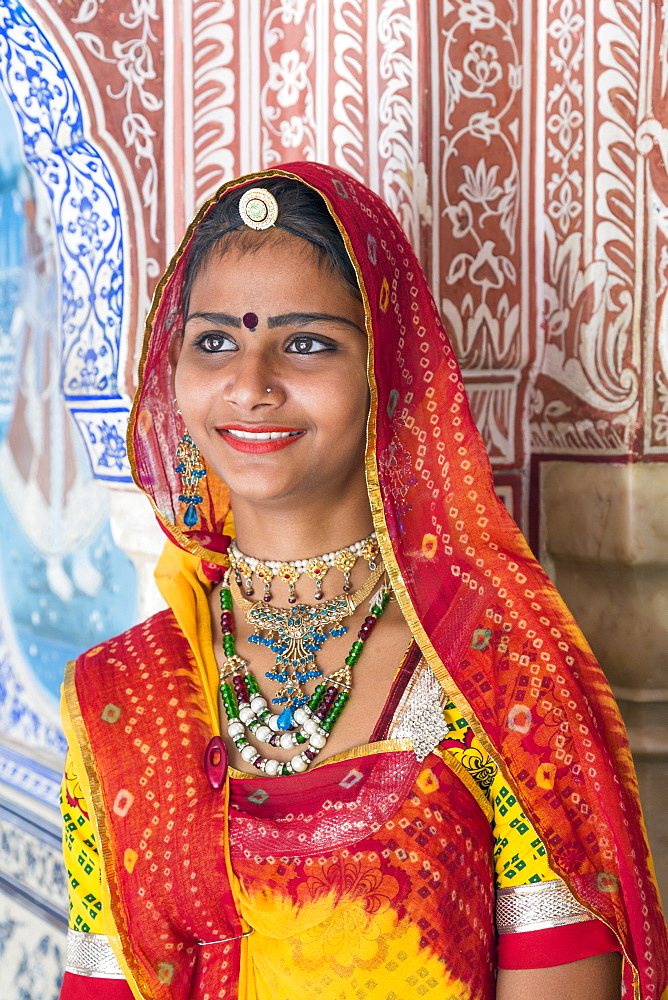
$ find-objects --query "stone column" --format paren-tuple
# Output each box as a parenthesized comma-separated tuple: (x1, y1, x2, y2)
(541, 461, 668, 905)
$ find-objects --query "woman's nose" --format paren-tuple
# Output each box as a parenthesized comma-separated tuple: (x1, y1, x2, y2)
(223, 352, 282, 410)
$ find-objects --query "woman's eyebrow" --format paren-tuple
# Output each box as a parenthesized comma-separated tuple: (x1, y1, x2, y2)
(185, 311, 242, 327)
(268, 312, 364, 333)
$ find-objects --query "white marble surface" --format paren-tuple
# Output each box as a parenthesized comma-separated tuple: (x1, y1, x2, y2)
(540, 459, 668, 908)
(0, 895, 65, 1000)
(109, 488, 166, 620)
(540, 461, 668, 686)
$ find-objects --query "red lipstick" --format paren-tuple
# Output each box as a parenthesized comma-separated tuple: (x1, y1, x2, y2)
(217, 425, 306, 454)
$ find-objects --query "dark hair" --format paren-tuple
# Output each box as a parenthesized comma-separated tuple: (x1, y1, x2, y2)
(181, 177, 361, 319)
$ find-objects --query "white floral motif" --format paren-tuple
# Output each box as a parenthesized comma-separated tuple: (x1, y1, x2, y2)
(547, 180, 581, 232)
(459, 160, 502, 216)
(533, 0, 642, 454)
(192, 0, 235, 200)
(377, 1, 430, 254)
(547, 0, 584, 65)
(634, 50, 668, 450)
(260, 1, 315, 163)
(268, 50, 308, 108)
(448, 199, 473, 238)
(458, 0, 497, 32)
(439, 0, 522, 463)
(547, 92, 583, 156)
(443, 293, 520, 369)
(654, 375, 668, 445)
(279, 0, 307, 23)
(71, 0, 106, 24)
(331, 0, 365, 180)
(462, 41, 502, 98)
(75, 0, 163, 241)
(279, 114, 305, 147)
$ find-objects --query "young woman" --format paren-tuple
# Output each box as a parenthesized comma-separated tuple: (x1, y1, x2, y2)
(59, 164, 667, 1000)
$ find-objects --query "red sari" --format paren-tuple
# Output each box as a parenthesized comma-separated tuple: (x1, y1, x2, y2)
(61, 162, 667, 999)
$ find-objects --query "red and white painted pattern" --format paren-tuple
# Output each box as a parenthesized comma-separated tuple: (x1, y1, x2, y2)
(29, 0, 668, 522)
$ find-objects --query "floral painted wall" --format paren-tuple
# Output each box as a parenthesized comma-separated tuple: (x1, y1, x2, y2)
(0, 1, 666, 996)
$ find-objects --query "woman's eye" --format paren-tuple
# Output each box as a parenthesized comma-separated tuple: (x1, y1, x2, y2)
(287, 336, 331, 354)
(195, 333, 236, 353)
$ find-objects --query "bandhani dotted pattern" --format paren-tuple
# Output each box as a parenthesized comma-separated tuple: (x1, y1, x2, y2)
(228, 752, 496, 998)
(61, 648, 554, 944)
(63, 611, 514, 998)
(61, 655, 555, 1000)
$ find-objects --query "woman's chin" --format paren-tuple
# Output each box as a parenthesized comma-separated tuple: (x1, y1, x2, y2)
(223, 471, 316, 508)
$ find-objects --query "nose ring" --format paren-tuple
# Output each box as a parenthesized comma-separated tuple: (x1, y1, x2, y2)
(266, 387, 272, 393)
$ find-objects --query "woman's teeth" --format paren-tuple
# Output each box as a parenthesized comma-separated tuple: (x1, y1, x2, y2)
(225, 429, 300, 441)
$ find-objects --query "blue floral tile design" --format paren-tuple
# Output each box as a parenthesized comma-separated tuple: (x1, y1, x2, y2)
(0, 0, 133, 483)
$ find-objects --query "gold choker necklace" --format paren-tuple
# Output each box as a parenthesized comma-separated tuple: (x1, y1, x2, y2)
(228, 531, 380, 603)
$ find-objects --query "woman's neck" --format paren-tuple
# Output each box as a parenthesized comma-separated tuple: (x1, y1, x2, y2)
(229, 488, 374, 564)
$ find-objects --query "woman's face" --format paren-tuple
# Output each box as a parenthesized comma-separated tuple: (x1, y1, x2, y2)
(172, 235, 369, 510)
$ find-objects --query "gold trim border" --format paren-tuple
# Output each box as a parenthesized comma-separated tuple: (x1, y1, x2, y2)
(226, 738, 413, 780)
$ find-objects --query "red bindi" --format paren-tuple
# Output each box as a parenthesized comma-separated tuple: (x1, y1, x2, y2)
(243, 312, 259, 330)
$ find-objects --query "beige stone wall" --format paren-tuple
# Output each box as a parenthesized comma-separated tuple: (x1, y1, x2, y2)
(541, 462, 668, 905)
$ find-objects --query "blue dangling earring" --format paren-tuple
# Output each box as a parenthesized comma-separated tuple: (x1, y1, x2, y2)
(175, 429, 206, 527)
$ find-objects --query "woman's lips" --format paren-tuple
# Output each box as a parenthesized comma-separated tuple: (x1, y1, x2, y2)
(217, 426, 306, 453)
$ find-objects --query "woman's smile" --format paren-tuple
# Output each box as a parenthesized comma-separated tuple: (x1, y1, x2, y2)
(217, 424, 307, 452)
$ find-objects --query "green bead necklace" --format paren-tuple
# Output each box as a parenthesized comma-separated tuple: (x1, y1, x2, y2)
(218, 575, 391, 776)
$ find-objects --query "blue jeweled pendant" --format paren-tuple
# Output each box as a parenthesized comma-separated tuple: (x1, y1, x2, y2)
(277, 706, 295, 730)
(184, 502, 199, 527)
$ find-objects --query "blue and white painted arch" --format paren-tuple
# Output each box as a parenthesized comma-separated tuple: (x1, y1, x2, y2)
(0, 0, 132, 482)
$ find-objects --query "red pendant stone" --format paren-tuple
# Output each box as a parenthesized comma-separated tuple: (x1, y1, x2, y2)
(204, 736, 228, 790)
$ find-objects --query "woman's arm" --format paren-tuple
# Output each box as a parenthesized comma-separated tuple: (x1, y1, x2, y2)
(496, 951, 622, 1000)
(59, 753, 133, 999)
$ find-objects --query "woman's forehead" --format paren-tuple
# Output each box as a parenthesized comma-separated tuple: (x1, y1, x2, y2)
(183, 256, 366, 338)
(187, 236, 356, 310)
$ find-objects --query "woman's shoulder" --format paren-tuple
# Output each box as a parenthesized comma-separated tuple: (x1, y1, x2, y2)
(73, 607, 184, 673)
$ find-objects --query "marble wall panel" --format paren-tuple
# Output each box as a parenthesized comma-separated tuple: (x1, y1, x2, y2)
(0, 894, 64, 1000)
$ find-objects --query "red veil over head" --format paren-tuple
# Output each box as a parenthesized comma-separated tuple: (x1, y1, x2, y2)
(129, 162, 667, 997)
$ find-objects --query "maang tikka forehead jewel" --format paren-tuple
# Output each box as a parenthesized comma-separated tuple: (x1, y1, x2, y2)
(196, 183, 331, 261)
(239, 188, 279, 230)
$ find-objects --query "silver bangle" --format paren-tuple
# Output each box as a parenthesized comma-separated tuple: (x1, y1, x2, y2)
(496, 877, 595, 934)
(65, 929, 126, 979)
